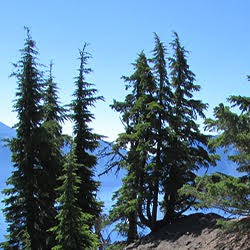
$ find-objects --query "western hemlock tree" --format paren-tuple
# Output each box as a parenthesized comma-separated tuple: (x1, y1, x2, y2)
(110, 33, 214, 238)
(148, 33, 173, 230)
(2, 28, 45, 249)
(50, 149, 99, 250)
(38, 62, 67, 248)
(161, 32, 214, 222)
(110, 51, 156, 240)
(43, 61, 66, 123)
(70, 44, 103, 228)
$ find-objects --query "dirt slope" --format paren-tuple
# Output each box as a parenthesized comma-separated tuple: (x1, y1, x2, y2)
(125, 213, 250, 250)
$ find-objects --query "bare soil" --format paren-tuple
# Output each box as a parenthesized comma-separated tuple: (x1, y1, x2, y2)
(125, 213, 250, 250)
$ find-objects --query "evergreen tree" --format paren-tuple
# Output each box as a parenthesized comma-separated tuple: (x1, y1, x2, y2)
(161, 32, 213, 222)
(43, 61, 66, 123)
(180, 172, 250, 216)
(147, 33, 173, 230)
(110, 51, 155, 240)
(70, 44, 103, 228)
(110, 33, 214, 238)
(50, 149, 99, 250)
(38, 62, 67, 248)
(2, 28, 45, 249)
(195, 77, 250, 216)
(206, 91, 250, 177)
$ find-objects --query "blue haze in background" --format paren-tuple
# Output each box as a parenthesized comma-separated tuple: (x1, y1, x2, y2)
(0, 121, 238, 242)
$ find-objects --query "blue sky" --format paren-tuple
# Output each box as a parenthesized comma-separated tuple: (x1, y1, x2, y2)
(1, 0, 250, 140)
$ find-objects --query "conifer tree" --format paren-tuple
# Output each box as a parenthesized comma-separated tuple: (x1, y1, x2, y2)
(148, 33, 173, 230)
(181, 172, 250, 216)
(195, 78, 250, 216)
(43, 61, 66, 123)
(38, 62, 67, 248)
(110, 52, 155, 241)
(206, 91, 250, 177)
(2, 28, 45, 249)
(161, 32, 213, 222)
(50, 149, 99, 250)
(70, 44, 103, 228)
(110, 34, 214, 238)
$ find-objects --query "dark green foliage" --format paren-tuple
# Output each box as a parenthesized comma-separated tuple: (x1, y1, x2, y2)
(109, 169, 139, 240)
(106, 242, 127, 250)
(109, 33, 214, 241)
(148, 33, 172, 230)
(217, 217, 250, 233)
(38, 62, 67, 248)
(160, 32, 214, 221)
(201, 76, 250, 216)
(2, 30, 68, 249)
(43, 62, 67, 123)
(110, 51, 155, 241)
(206, 93, 250, 177)
(1, 27, 45, 249)
(70, 44, 103, 227)
(50, 149, 99, 250)
(180, 172, 250, 216)
(4, 28, 249, 247)
(2, 31, 102, 249)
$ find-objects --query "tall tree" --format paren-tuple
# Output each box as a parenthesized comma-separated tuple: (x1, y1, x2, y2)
(148, 33, 173, 230)
(110, 33, 214, 238)
(110, 51, 155, 241)
(38, 62, 67, 248)
(70, 44, 103, 228)
(50, 148, 99, 250)
(161, 32, 213, 222)
(2, 28, 45, 249)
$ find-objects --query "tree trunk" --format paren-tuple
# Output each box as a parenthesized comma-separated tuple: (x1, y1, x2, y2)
(127, 210, 138, 243)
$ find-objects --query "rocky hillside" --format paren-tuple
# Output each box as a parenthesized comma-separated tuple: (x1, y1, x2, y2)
(124, 213, 249, 250)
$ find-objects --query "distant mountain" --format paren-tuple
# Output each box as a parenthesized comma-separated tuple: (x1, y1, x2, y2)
(0, 122, 15, 146)
(195, 143, 239, 177)
(0, 122, 239, 243)
(0, 122, 15, 242)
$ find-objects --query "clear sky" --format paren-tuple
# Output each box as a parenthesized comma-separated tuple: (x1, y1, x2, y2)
(1, 0, 250, 141)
